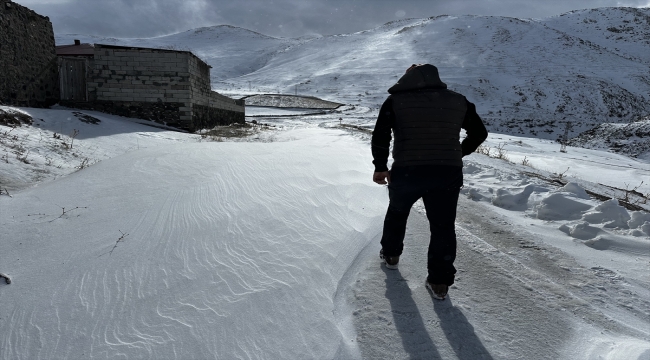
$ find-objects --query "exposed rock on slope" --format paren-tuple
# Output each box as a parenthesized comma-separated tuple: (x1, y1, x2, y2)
(568, 115, 650, 160)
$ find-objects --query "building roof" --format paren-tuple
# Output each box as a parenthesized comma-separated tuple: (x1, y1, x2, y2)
(94, 44, 211, 68)
(56, 42, 94, 57)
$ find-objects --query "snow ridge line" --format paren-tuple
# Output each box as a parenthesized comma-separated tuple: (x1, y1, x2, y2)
(455, 223, 648, 338)
(331, 230, 382, 359)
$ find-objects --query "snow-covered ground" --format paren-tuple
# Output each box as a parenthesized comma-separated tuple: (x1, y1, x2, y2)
(1, 105, 648, 359)
(1, 6, 648, 359)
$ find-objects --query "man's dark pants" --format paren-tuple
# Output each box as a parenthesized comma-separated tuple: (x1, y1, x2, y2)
(380, 165, 463, 286)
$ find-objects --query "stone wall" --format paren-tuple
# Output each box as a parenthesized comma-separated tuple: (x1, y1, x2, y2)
(0, 1, 59, 107)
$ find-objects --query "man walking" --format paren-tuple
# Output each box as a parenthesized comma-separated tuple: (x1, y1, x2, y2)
(372, 64, 488, 300)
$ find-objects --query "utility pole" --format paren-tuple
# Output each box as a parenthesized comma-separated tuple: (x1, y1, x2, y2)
(295, 84, 297, 96)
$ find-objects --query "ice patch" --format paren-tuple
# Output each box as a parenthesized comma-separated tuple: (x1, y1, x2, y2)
(536, 193, 592, 221)
(582, 199, 631, 229)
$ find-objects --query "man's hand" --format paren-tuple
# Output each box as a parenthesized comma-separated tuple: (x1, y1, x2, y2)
(373, 171, 391, 185)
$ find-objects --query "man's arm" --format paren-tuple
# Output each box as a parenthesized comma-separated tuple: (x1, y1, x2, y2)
(461, 99, 488, 157)
(371, 97, 394, 173)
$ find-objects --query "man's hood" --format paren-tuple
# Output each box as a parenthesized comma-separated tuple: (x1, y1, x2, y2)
(387, 64, 447, 94)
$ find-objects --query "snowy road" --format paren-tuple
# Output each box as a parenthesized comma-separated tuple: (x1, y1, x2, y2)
(351, 197, 650, 359)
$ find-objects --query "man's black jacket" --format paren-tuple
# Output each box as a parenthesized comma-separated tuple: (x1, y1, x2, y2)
(371, 65, 488, 172)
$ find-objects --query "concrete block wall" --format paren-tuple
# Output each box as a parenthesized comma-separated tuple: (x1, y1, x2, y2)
(84, 44, 244, 131)
(90, 45, 191, 105)
(188, 56, 244, 129)
(87, 44, 193, 127)
(0, 1, 59, 107)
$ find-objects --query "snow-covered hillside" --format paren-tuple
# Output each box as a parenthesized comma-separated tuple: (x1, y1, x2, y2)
(57, 7, 650, 141)
(568, 116, 650, 160)
(56, 25, 301, 81)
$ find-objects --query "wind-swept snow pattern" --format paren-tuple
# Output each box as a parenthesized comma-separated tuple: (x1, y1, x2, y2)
(0, 127, 385, 359)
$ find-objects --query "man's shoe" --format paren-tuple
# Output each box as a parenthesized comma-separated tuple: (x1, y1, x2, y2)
(379, 249, 399, 270)
(425, 281, 448, 300)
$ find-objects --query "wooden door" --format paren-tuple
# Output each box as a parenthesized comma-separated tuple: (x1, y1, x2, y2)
(58, 58, 87, 101)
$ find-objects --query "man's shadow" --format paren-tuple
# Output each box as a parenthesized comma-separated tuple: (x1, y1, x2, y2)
(383, 266, 494, 360)
(432, 294, 494, 360)
(383, 267, 443, 359)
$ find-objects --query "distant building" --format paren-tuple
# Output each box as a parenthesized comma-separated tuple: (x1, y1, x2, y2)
(56, 43, 244, 132)
(0, 1, 59, 107)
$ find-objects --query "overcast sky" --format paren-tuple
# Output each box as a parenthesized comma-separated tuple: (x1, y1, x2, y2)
(15, 0, 650, 38)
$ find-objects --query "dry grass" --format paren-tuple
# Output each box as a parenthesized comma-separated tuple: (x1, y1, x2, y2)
(199, 122, 275, 141)
(0, 108, 33, 127)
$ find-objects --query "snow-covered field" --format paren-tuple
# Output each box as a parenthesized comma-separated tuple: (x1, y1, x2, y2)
(1, 5, 649, 359)
(1, 105, 648, 359)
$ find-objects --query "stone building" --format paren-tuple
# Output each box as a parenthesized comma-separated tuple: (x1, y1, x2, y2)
(58, 43, 244, 132)
(0, 1, 59, 107)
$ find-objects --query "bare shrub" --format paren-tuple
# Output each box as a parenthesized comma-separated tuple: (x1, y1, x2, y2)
(76, 158, 91, 170)
(476, 145, 491, 156)
(623, 181, 644, 203)
(69, 129, 79, 149)
(554, 167, 570, 181)
(494, 143, 509, 161)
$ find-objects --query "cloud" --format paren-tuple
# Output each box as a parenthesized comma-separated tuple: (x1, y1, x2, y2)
(15, 0, 72, 4)
(12, 0, 650, 38)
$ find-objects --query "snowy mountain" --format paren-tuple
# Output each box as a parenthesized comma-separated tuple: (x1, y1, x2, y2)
(57, 7, 650, 141)
(56, 25, 301, 81)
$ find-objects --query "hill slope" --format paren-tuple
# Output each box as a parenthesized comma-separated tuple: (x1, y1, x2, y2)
(56, 25, 300, 81)
(56, 8, 650, 139)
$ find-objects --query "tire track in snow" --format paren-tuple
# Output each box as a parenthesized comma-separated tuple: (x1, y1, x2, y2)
(454, 198, 650, 341)
(350, 196, 649, 359)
